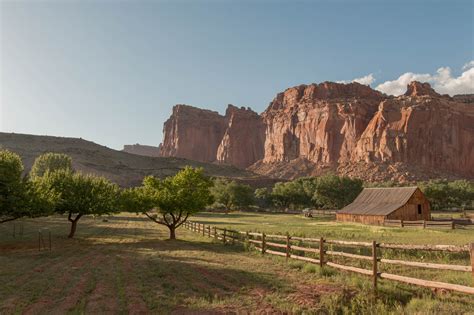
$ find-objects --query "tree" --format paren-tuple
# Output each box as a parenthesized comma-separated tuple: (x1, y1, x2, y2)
(420, 180, 474, 210)
(255, 187, 271, 208)
(0, 150, 55, 223)
(40, 170, 120, 238)
(210, 179, 254, 211)
(30, 153, 73, 179)
(271, 180, 312, 209)
(313, 174, 363, 209)
(126, 167, 213, 240)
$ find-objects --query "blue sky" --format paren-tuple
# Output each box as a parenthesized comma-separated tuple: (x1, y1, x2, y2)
(1, 0, 473, 149)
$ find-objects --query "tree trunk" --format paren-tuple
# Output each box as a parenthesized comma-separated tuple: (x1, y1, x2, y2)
(169, 226, 176, 240)
(68, 220, 78, 238)
(68, 213, 83, 238)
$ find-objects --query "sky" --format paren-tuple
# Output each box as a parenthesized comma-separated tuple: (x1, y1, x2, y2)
(1, 0, 473, 150)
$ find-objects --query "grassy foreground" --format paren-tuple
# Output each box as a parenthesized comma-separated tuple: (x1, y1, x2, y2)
(0, 214, 473, 314)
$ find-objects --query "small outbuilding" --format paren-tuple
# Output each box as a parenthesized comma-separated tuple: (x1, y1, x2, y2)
(336, 187, 430, 225)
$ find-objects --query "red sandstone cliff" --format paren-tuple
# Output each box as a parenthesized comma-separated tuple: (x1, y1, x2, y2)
(159, 82, 474, 181)
(159, 104, 265, 167)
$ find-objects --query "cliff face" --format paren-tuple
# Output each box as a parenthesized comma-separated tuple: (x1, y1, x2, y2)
(159, 104, 265, 167)
(123, 144, 162, 157)
(353, 82, 474, 178)
(262, 82, 385, 164)
(216, 105, 266, 168)
(159, 81, 474, 181)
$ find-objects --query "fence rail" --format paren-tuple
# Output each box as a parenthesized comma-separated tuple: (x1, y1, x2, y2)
(183, 221, 474, 295)
(384, 219, 473, 229)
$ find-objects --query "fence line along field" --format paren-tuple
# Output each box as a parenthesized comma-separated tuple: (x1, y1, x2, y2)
(184, 220, 474, 295)
(1, 214, 474, 314)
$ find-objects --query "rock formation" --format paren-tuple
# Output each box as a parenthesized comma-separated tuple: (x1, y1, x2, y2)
(216, 105, 266, 168)
(159, 104, 265, 168)
(159, 81, 474, 181)
(123, 144, 162, 157)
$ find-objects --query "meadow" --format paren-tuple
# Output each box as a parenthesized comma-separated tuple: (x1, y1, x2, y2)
(1, 213, 473, 314)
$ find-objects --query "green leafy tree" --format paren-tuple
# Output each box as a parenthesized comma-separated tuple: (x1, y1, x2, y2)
(0, 150, 55, 223)
(40, 170, 120, 238)
(313, 174, 363, 209)
(254, 187, 271, 208)
(210, 179, 254, 211)
(126, 167, 213, 239)
(420, 180, 474, 210)
(271, 180, 312, 209)
(30, 153, 73, 179)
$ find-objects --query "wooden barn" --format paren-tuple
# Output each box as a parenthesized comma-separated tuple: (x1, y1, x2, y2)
(336, 187, 430, 225)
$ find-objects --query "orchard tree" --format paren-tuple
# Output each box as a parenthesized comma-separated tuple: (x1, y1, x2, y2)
(210, 179, 254, 211)
(0, 150, 55, 223)
(313, 174, 363, 209)
(40, 170, 120, 238)
(30, 152, 73, 179)
(125, 167, 213, 240)
(254, 187, 271, 208)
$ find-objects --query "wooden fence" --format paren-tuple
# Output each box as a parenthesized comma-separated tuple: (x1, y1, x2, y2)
(183, 221, 474, 295)
(384, 219, 473, 229)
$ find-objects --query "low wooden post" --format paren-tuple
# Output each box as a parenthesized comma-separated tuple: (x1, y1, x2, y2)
(208, 225, 211, 237)
(319, 237, 325, 268)
(261, 233, 266, 254)
(451, 221, 455, 230)
(286, 234, 291, 260)
(202, 224, 205, 236)
(372, 240, 378, 290)
(470, 243, 474, 285)
(400, 220, 404, 228)
(423, 220, 426, 229)
(223, 228, 227, 245)
(214, 227, 217, 239)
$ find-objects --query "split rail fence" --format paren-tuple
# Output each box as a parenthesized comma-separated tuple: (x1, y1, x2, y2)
(384, 219, 473, 229)
(183, 221, 474, 295)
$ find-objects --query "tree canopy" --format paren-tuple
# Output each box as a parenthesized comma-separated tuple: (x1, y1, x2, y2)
(30, 152, 73, 179)
(39, 169, 120, 237)
(210, 179, 254, 211)
(124, 167, 213, 239)
(0, 150, 55, 223)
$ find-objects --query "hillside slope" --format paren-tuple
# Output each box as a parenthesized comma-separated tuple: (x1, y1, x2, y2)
(0, 132, 267, 187)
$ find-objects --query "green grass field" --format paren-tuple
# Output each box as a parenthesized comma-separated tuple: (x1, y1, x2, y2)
(1, 213, 473, 314)
(193, 211, 474, 245)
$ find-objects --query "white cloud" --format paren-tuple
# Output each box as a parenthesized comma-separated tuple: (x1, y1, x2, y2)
(337, 73, 375, 86)
(375, 62, 474, 96)
(353, 73, 375, 85)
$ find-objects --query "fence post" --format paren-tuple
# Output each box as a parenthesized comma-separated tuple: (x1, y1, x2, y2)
(372, 240, 378, 290)
(223, 228, 227, 245)
(470, 243, 474, 285)
(262, 233, 266, 254)
(319, 237, 325, 268)
(423, 220, 426, 229)
(208, 225, 211, 237)
(451, 221, 455, 230)
(202, 224, 205, 236)
(214, 227, 217, 239)
(286, 233, 291, 260)
(400, 220, 404, 228)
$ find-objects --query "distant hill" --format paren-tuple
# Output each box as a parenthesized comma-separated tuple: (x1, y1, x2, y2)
(0, 132, 274, 187)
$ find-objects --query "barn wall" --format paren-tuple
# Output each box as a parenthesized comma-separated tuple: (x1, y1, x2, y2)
(336, 213, 385, 225)
(386, 189, 431, 221)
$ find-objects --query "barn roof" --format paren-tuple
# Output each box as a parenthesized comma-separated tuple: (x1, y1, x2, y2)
(337, 187, 419, 216)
